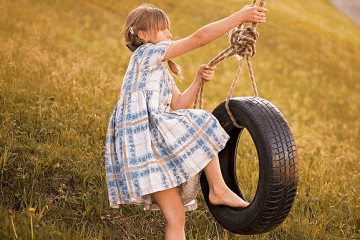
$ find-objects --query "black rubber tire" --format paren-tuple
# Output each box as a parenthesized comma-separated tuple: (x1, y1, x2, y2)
(200, 97, 299, 235)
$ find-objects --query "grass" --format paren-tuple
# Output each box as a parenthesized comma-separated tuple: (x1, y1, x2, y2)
(1, 0, 360, 239)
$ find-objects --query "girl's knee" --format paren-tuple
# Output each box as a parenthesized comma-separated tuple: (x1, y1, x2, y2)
(165, 207, 186, 228)
(152, 187, 186, 227)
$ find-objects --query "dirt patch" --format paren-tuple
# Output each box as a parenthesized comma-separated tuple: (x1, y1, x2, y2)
(330, 0, 360, 26)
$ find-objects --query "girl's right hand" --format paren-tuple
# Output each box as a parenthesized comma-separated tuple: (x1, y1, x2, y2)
(197, 64, 217, 83)
(238, 5, 268, 23)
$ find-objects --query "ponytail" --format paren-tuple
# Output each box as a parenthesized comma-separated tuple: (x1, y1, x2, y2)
(167, 59, 183, 79)
(125, 26, 143, 52)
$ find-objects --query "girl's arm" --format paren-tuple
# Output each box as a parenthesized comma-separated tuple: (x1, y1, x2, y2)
(164, 5, 267, 61)
(171, 65, 216, 110)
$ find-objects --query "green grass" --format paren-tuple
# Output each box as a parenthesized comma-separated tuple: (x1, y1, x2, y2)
(1, 0, 360, 239)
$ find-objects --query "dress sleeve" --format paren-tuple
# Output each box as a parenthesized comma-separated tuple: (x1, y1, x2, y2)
(141, 40, 173, 71)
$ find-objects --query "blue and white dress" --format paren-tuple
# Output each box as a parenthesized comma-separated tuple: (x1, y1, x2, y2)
(105, 40, 229, 211)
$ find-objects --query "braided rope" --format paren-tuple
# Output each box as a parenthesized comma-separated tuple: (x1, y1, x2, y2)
(193, 0, 265, 128)
(225, 60, 245, 128)
(246, 55, 259, 97)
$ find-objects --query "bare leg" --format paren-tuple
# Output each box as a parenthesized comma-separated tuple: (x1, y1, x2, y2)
(204, 156, 249, 207)
(152, 187, 186, 240)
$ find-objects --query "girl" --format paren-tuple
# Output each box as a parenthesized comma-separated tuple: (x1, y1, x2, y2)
(105, 3, 267, 239)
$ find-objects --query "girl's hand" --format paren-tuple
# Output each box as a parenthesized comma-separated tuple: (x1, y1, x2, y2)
(171, 64, 216, 110)
(197, 64, 217, 82)
(238, 5, 268, 23)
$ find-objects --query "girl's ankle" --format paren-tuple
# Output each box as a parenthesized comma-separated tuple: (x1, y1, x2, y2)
(210, 184, 229, 196)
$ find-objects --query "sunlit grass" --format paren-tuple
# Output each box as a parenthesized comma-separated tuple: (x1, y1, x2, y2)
(1, 0, 360, 239)
(236, 129, 259, 203)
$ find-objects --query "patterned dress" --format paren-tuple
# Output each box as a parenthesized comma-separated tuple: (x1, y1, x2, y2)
(105, 40, 229, 211)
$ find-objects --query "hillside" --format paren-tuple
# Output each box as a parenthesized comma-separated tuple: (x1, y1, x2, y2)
(1, 0, 360, 239)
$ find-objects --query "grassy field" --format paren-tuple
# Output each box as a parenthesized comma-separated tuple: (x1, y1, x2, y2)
(1, 0, 360, 239)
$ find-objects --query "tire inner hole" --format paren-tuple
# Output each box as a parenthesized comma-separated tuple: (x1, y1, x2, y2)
(235, 128, 259, 203)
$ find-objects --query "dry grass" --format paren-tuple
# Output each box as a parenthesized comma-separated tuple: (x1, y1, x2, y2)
(1, 0, 360, 239)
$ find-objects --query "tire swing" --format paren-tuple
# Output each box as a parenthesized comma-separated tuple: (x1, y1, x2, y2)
(194, 0, 299, 235)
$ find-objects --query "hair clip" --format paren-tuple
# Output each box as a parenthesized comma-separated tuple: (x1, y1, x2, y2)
(129, 26, 135, 35)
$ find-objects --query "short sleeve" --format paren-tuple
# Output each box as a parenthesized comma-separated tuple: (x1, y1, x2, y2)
(141, 40, 173, 71)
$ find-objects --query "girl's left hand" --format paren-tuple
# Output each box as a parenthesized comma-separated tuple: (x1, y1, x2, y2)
(197, 64, 217, 82)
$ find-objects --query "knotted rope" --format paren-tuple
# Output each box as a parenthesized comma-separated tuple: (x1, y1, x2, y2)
(193, 0, 265, 128)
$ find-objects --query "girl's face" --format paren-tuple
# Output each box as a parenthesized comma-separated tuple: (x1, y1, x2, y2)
(150, 28, 172, 44)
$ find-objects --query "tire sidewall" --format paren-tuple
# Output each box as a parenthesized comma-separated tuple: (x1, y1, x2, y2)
(201, 97, 296, 234)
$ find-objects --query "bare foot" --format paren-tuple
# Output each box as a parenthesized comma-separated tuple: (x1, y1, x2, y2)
(209, 188, 250, 208)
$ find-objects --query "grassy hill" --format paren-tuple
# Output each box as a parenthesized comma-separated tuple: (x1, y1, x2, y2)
(1, 0, 360, 239)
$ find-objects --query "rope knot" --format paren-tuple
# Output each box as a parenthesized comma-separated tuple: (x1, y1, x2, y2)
(194, 0, 265, 110)
(230, 25, 258, 59)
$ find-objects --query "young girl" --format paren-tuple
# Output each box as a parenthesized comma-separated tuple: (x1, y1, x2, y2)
(105, 3, 267, 239)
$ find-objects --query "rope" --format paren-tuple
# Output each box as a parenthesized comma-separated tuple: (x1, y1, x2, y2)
(193, 0, 265, 128)
(225, 60, 245, 128)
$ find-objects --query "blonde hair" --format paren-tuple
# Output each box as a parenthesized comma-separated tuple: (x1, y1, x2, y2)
(123, 4, 182, 77)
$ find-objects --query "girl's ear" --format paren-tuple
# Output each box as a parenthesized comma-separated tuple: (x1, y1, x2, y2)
(137, 30, 150, 43)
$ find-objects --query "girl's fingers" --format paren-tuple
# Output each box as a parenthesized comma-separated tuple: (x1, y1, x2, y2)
(254, 8, 267, 22)
(198, 64, 216, 81)
(256, 9, 267, 16)
(256, 7, 268, 12)
(203, 69, 215, 75)
(202, 71, 215, 81)
(256, 16, 266, 23)
(204, 65, 216, 71)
